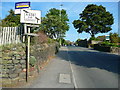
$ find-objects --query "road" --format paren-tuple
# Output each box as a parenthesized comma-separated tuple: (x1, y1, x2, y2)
(66, 46, 119, 88)
(25, 46, 119, 88)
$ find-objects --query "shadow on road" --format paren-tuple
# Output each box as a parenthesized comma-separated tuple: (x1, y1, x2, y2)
(56, 47, 120, 74)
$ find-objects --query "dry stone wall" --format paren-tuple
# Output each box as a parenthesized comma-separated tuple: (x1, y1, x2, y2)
(1, 42, 59, 87)
(1, 44, 26, 86)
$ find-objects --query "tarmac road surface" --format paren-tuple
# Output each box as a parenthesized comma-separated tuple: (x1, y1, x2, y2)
(25, 46, 119, 88)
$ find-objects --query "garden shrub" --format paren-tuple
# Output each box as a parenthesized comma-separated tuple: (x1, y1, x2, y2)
(29, 56, 36, 67)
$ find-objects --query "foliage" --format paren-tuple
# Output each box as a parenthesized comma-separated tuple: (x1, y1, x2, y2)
(64, 40, 73, 46)
(47, 38, 55, 43)
(109, 33, 119, 43)
(29, 56, 36, 67)
(39, 8, 69, 39)
(2, 43, 25, 50)
(101, 41, 120, 47)
(75, 39, 82, 45)
(24, 31, 57, 46)
(60, 38, 65, 46)
(89, 37, 100, 41)
(55, 38, 70, 46)
(37, 31, 48, 44)
(73, 4, 114, 38)
(24, 31, 49, 46)
(1, 9, 20, 27)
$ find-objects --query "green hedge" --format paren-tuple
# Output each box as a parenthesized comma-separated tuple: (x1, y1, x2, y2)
(94, 44, 111, 52)
(101, 41, 120, 47)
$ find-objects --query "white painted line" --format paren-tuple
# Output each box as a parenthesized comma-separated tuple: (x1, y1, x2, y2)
(66, 47, 78, 89)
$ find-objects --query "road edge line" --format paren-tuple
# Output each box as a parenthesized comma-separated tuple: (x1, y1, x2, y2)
(66, 47, 78, 89)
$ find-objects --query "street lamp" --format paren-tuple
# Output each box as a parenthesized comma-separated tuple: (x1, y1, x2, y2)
(59, 4, 63, 46)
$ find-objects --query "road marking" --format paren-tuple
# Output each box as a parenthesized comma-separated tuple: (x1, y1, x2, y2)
(59, 74, 71, 84)
(66, 47, 78, 89)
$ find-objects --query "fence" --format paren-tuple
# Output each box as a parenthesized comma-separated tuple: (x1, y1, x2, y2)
(0, 26, 23, 45)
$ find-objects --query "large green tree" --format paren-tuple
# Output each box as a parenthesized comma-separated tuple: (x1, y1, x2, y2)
(39, 8, 69, 39)
(73, 4, 114, 38)
(2, 9, 20, 27)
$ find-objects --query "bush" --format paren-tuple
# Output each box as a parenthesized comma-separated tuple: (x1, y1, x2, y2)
(29, 56, 36, 67)
(89, 37, 100, 41)
(47, 38, 55, 43)
(94, 44, 111, 52)
(101, 41, 120, 47)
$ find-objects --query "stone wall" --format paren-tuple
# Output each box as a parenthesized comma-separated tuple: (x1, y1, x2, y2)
(1, 42, 59, 87)
(110, 47, 120, 54)
(30, 43, 59, 72)
(1, 44, 26, 87)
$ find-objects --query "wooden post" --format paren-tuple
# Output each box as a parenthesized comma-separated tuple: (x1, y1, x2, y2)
(27, 27, 30, 82)
(23, 24, 27, 42)
(0, 27, 2, 45)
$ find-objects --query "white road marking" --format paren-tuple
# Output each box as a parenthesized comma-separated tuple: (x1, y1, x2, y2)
(66, 47, 78, 89)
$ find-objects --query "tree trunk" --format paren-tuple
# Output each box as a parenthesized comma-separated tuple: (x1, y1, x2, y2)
(91, 34, 95, 38)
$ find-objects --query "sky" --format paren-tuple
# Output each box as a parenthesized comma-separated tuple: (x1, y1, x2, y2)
(0, 1, 119, 42)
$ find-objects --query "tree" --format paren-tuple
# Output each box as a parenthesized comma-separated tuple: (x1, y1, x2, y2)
(75, 38, 82, 44)
(39, 8, 69, 39)
(109, 33, 119, 43)
(73, 4, 114, 38)
(2, 9, 20, 27)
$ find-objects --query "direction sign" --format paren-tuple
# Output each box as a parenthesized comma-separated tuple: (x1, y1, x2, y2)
(20, 9, 41, 24)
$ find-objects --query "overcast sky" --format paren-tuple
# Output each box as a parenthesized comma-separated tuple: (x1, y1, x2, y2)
(0, 0, 119, 41)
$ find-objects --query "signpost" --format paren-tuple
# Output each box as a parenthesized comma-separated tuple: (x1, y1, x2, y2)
(21, 9, 41, 81)
(16, 2, 41, 82)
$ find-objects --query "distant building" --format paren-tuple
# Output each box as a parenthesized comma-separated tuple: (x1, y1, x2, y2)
(105, 35, 110, 41)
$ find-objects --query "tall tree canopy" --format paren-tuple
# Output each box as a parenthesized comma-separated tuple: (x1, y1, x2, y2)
(39, 8, 69, 39)
(2, 9, 20, 27)
(73, 4, 114, 38)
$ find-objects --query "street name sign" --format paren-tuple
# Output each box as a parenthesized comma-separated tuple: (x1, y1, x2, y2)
(20, 9, 41, 24)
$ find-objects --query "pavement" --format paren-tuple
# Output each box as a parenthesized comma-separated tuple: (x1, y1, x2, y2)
(24, 46, 120, 88)
(24, 47, 74, 88)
